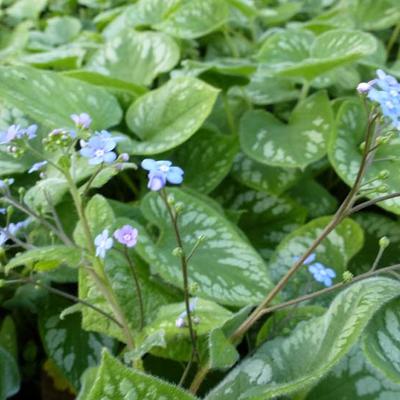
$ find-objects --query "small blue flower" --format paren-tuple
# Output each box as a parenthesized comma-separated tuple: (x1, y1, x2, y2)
(175, 298, 198, 328)
(19, 124, 38, 140)
(71, 113, 92, 129)
(0, 208, 6, 215)
(0, 125, 22, 144)
(141, 159, 184, 191)
(296, 253, 336, 287)
(0, 231, 7, 247)
(0, 178, 14, 191)
(80, 131, 117, 165)
(28, 160, 47, 174)
(94, 229, 113, 259)
(362, 70, 400, 130)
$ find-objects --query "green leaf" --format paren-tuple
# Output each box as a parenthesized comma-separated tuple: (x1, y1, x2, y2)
(73, 194, 115, 245)
(142, 299, 232, 361)
(124, 77, 219, 155)
(39, 296, 117, 390)
(328, 99, 400, 215)
(83, 350, 197, 400)
(5, 246, 82, 273)
(206, 278, 400, 400)
(173, 129, 239, 193)
(43, 16, 81, 45)
(306, 345, 400, 399)
(5, 0, 47, 20)
(257, 29, 377, 81)
(0, 66, 122, 130)
(0, 317, 17, 362)
(239, 91, 333, 169)
(209, 329, 239, 370)
(124, 331, 166, 364)
(0, 346, 20, 399)
(86, 30, 180, 86)
(231, 153, 302, 195)
(352, 0, 400, 30)
(268, 216, 364, 300)
(155, 0, 229, 39)
(138, 188, 273, 307)
(288, 179, 338, 219)
(362, 298, 400, 384)
(227, 188, 307, 260)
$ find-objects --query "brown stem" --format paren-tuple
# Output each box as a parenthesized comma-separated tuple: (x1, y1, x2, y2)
(348, 192, 400, 214)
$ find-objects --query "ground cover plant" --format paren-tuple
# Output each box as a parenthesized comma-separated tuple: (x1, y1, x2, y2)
(1, 0, 400, 399)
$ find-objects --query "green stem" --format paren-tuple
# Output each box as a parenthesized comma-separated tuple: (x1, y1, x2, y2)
(123, 247, 145, 330)
(65, 171, 136, 350)
(387, 22, 400, 59)
(160, 189, 200, 364)
(222, 92, 236, 135)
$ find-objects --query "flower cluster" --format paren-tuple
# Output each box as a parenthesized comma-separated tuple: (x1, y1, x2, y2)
(94, 224, 138, 259)
(141, 159, 184, 191)
(298, 253, 336, 287)
(0, 124, 37, 145)
(358, 69, 400, 130)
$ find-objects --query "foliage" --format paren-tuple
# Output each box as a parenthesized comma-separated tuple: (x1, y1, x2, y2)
(0, 0, 400, 399)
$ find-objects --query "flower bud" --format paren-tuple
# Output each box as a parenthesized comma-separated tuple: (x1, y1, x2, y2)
(174, 202, 184, 213)
(377, 184, 388, 193)
(357, 82, 372, 94)
(379, 236, 390, 249)
(175, 317, 186, 328)
(172, 247, 184, 257)
(342, 270, 353, 283)
(190, 282, 199, 293)
(0, 279, 5, 287)
(378, 170, 390, 180)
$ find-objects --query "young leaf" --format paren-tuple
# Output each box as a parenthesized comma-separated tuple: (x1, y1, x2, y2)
(124, 77, 219, 155)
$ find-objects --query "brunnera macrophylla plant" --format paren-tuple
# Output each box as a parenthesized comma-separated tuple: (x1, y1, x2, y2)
(0, 68, 400, 400)
(1, 1, 400, 398)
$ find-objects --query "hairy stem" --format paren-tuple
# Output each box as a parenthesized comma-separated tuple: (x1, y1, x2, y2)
(160, 189, 200, 364)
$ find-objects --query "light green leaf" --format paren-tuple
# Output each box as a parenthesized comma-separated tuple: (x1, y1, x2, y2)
(5, 246, 82, 273)
(142, 299, 232, 361)
(206, 278, 400, 400)
(0, 346, 20, 400)
(83, 350, 197, 400)
(86, 30, 180, 86)
(258, 29, 377, 81)
(39, 296, 117, 390)
(362, 298, 400, 384)
(43, 16, 81, 45)
(155, 0, 229, 39)
(328, 99, 400, 215)
(268, 216, 364, 300)
(306, 345, 400, 399)
(0, 66, 122, 130)
(173, 129, 239, 193)
(124, 331, 166, 364)
(209, 329, 239, 370)
(73, 194, 115, 244)
(124, 77, 219, 155)
(138, 188, 273, 307)
(352, 0, 400, 30)
(5, 0, 47, 20)
(0, 316, 17, 360)
(239, 91, 333, 169)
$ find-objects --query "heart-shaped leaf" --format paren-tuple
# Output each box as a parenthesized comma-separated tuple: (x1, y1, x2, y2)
(86, 30, 180, 86)
(138, 188, 273, 307)
(240, 91, 333, 169)
(124, 77, 219, 155)
(0, 66, 122, 130)
(257, 29, 377, 81)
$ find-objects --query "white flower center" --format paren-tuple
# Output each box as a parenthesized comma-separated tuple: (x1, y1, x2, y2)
(159, 164, 170, 173)
(95, 149, 105, 157)
(123, 233, 131, 241)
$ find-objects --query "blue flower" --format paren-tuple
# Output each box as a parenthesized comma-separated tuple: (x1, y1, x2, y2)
(80, 131, 117, 165)
(175, 298, 198, 328)
(94, 229, 113, 259)
(141, 159, 184, 191)
(296, 253, 336, 287)
(71, 113, 92, 129)
(363, 70, 400, 130)
(0, 125, 22, 144)
(28, 160, 47, 174)
(20, 124, 38, 140)
(0, 178, 14, 191)
(0, 231, 6, 247)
